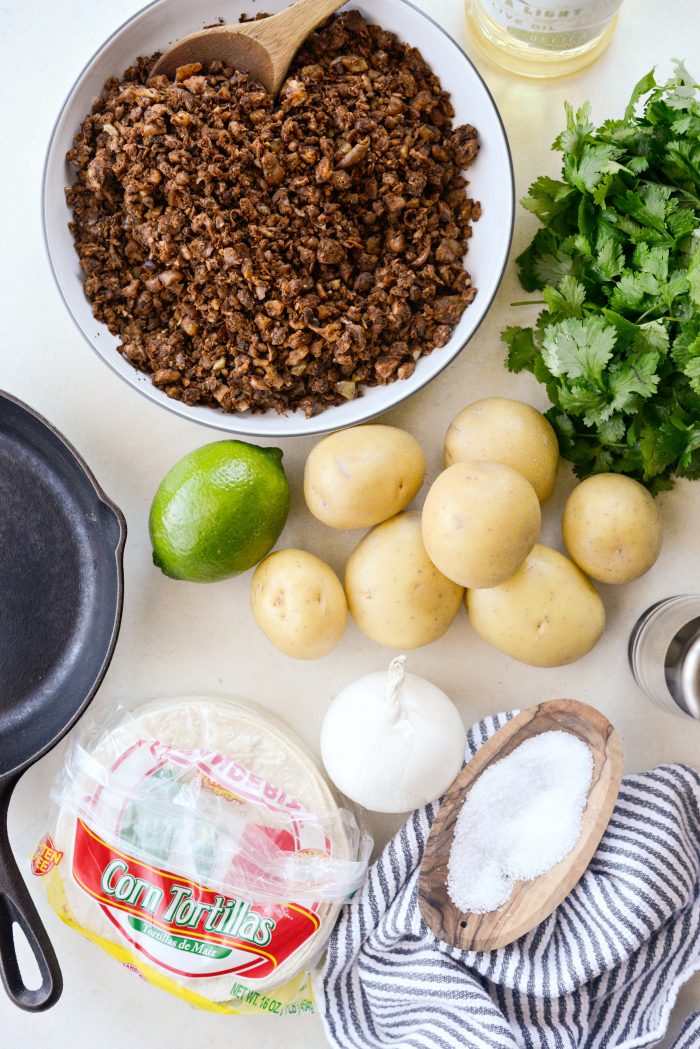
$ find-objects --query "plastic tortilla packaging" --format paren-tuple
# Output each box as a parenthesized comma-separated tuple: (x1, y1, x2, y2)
(32, 696, 371, 1015)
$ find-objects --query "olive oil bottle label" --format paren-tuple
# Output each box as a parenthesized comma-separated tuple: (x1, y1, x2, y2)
(479, 0, 621, 49)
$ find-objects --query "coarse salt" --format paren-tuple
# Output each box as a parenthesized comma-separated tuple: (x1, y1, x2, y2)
(446, 730, 594, 914)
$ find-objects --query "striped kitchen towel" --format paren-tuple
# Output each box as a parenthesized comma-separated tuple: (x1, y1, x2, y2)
(317, 712, 700, 1049)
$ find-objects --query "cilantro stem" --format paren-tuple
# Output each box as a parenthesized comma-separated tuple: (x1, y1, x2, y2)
(634, 306, 683, 323)
(565, 432, 628, 448)
(511, 300, 547, 306)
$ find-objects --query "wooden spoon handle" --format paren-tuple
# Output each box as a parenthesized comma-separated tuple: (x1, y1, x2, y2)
(256, 0, 348, 54)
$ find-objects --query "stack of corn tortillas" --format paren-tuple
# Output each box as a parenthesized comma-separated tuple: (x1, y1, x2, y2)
(52, 697, 352, 1003)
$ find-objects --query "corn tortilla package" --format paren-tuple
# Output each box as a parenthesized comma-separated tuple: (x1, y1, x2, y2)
(32, 696, 370, 1015)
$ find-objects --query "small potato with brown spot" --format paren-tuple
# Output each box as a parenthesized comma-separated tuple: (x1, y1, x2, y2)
(444, 397, 559, 503)
(251, 549, 347, 659)
(304, 425, 426, 529)
(421, 461, 541, 589)
(345, 511, 463, 649)
(562, 473, 662, 584)
(466, 544, 605, 667)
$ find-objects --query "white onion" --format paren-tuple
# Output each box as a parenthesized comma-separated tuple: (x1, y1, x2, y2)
(320, 656, 465, 813)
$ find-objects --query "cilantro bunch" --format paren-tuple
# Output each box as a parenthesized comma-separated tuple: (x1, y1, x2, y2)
(503, 63, 700, 493)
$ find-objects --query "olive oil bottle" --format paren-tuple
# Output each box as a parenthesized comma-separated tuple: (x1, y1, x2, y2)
(466, 0, 622, 78)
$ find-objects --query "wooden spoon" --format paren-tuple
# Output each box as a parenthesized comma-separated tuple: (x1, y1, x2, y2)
(151, 0, 348, 92)
(418, 699, 623, 952)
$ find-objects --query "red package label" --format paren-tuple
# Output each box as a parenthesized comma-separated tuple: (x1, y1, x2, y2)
(72, 819, 321, 980)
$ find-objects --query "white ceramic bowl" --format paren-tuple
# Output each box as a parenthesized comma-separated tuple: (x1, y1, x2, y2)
(43, 0, 514, 438)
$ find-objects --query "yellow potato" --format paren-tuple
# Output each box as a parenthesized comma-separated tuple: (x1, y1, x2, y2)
(562, 473, 662, 584)
(466, 544, 605, 667)
(421, 461, 541, 589)
(304, 424, 426, 529)
(250, 549, 347, 660)
(444, 397, 559, 503)
(345, 511, 463, 649)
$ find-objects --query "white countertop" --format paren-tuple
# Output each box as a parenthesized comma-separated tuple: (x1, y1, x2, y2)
(2, 0, 699, 1044)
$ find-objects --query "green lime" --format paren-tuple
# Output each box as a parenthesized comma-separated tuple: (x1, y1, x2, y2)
(149, 440, 290, 582)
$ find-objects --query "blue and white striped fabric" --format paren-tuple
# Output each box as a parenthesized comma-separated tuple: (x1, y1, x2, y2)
(317, 712, 700, 1049)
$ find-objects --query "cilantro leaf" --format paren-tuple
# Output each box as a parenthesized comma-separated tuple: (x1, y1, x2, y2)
(557, 382, 612, 427)
(535, 247, 580, 286)
(564, 143, 625, 195)
(632, 242, 669, 279)
(633, 320, 670, 354)
(639, 419, 691, 477)
(598, 414, 627, 442)
(521, 176, 578, 232)
(553, 101, 594, 156)
(662, 139, 700, 191)
(668, 205, 697, 240)
(541, 316, 616, 382)
(609, 269, 659, 312)
(684, 357, 700, 392)
(515, 228, 572, 292)
(609, 352, 661, 413)
(502, 326, 538, 373)
(616, 183, 671, 235)
(592, 229, 624, 281)
(671, 59, 698, 87)
(672, 318, 700, 366)
(542, 276, 587, 318)
(624, 69, 657, 121)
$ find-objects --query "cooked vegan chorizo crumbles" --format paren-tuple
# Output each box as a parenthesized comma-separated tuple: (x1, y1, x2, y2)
(66, 11, 480, 417)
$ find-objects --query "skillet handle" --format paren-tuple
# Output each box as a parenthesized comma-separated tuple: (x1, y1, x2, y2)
(0, 778, 62, 1010)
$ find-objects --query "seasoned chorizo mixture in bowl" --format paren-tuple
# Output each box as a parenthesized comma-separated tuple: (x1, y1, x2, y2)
(66, 11, 480, 418)
(45, 0, 513, 436)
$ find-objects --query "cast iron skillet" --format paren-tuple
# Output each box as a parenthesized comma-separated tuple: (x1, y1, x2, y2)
(0, 389, 125, 1011)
